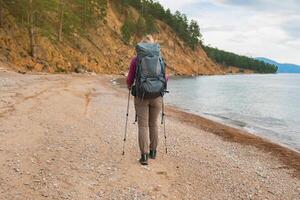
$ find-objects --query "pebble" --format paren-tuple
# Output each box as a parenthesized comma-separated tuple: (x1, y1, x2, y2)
(142, 166, 151, 171)
(13, 168, 20, 173)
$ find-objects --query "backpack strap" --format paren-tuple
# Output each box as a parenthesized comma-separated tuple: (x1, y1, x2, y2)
(159, 57, 165, 75)
(132, 57, 140, 98)
(135, 56, 145, 99)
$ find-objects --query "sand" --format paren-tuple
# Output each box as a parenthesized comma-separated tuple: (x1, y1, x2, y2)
(0, 70, 299, 199)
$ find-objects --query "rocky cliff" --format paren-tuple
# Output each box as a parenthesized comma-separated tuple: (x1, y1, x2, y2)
(0, 1, 232, 75)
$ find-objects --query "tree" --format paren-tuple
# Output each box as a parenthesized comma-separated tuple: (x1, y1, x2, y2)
(164, 9, 173, 26)
(58, 0, 64, 42)
(74, 0, 107, 26)
(203, 46, 278, 73)
(28, 0, 36, 57)
(3, 0, 56, 56)
(83, 0, 88, 26)
(136, 16, 146, 37)
(121, 18, 135, 44)
(123, 0, 203, 49)
(0, 0, 3, 27)
(188, 20, 202, 50)
(144, 14, 156, 34)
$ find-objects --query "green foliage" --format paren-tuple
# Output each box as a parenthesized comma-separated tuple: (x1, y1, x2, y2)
(144, 14, 156, 34)
(3, 0, 108, 38)
(114, 0, 129, 14)
(62, 5, 82, 35)
(4, 0, 57, 24)
(203, 46, 278, 73)
(119, 1, 157, 43)
(118, 0, 202, 49)
(188, 20, 202, 50)
(121, 18, 135, 44)
(73, 0, 107, 27)
(136, 16, 146, 37)
(134, 15, 157, 37)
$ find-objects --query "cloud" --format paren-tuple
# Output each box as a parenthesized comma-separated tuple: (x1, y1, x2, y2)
(158, 0, 200, 11)
(218, 0, 300, 13)
(202, 25, 236, 32)
(282, 16, 300, 40)
(157, 0, 300, 64)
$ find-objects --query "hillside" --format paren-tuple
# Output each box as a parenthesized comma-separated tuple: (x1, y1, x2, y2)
(0, 0, 231, 76)
(203, 46, 278, 74)
(256, 57, 300, 73)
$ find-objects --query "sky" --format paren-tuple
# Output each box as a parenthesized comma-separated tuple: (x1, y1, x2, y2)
(158, 0, 300, 64)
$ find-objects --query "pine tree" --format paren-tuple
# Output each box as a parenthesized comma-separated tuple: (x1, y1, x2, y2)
(164, 9, 173, 27)
(188, 20, 202, 50)
(144, 14, 156, 34)
(0, 0, 3, 27)
(121, 18, 135, 44)
(58, 0, 64, 42)
(28, 0, 36, 57)
(136, 16, 146, 37)
(122, 0, 204, 50)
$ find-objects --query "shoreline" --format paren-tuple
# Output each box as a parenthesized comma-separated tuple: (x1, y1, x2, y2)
(166, 106, 300, 177)
(1, 71, 299, 199)
(168, 103, 300, 152)
(111, 76, 300, 177)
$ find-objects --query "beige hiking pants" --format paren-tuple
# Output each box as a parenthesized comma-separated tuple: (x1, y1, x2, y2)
(134, 97, 162, 154)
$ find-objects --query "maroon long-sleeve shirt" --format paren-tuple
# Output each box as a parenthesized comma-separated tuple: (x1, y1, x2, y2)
(126, 57, 138, 88)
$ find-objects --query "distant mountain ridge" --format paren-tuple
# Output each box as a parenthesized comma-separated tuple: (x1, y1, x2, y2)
(256, 57, 300, 73)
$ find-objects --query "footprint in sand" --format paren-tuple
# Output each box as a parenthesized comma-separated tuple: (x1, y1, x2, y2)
(156, 171, 169, 179)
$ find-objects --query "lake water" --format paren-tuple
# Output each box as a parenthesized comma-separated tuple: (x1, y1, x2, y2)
(165, 74, 300, 151)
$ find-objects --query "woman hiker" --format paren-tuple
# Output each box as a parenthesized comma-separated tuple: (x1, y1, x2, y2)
(126, 35, 168, 165)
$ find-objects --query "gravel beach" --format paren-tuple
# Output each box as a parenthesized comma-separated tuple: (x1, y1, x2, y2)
(0, 70, 299, 199)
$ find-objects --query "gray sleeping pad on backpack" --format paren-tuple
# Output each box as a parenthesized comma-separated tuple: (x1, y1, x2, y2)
(135, 43, 166, 99)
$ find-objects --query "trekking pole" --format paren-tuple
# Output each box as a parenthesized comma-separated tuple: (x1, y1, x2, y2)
(122, 89, 131, 155)
(161, 97, 167, 154)
(133, 113, 138, 124)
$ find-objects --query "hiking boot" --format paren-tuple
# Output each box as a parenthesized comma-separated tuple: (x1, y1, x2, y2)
(149, 150, 157, 159)
(139, 153, 148, 165)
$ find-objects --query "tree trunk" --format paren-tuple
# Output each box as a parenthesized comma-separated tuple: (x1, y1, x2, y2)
(83, 0, 87, 27)
(28, 0, 35, 57)
(0, 0, 3, 28)
(58, 0, 64, 42)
